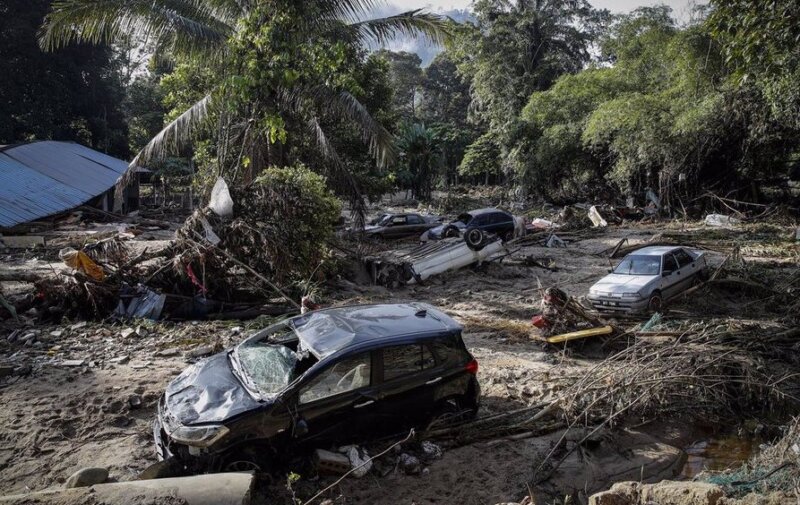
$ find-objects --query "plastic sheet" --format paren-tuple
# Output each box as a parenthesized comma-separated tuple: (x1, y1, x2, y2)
(209, 178, 234, 218)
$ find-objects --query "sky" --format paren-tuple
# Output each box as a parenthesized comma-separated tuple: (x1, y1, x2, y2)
(387, 0, 705, 22)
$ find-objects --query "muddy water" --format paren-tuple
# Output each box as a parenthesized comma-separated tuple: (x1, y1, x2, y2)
(680, 434, 761, 478)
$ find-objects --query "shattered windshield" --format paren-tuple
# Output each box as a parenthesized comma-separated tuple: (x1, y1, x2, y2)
(614, 255, 661, 276)
(236, 342, 298, 395)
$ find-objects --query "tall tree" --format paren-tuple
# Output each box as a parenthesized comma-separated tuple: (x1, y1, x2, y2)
(0, 0, 127, 155)
(374, 50, 424, 121)
(40, 0, 448, 211)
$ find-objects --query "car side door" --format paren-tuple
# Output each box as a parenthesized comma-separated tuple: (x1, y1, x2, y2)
(492, 211, 514, 236)
(290, 351, 381, 446)
(672, 248, 698, 291)
(384, 215, 408, 238)
(405, 214, 427, 235)
(660, 253, 682, 298)
(373, 342, 439, 432)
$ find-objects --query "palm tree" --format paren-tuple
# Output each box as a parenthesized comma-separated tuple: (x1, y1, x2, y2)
(39, 0, 449, 209)
(397, 123, 441, 201)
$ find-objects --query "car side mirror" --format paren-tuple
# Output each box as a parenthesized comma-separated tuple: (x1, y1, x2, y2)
(662, 270, 672, 277)
(607, 268, 613, 273)
(293, 418, 309, 438)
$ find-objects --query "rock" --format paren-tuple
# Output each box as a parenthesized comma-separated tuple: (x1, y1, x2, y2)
(64, 467, 109, 488)
(589, 481, 724, 505)
(6, 330, 21, 343)
(50, 330, 63, 338)
(641, 481, 724, 505)
(109, 355, 130, 365)
(420, 441, 442, 460)
(61, 359, 85, 367)
(230, 326, 242, 335)
(186, 345, 214, 358)
(398, 453, 421, 475)
(70, 321, 87, 330)
(120, 328, 135, 338)
(21, 332, 36, 343)
(135, 325, 148, 337)
(128, 394, 142, 409)
(156, 348, 179, 357)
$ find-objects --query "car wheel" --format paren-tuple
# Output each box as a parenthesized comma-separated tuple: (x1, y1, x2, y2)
(444, 226, 460, 238)
(465, 228, 486, 251)
(647, 291, 663, 312)
(218, 446, 273, 479)
(224, 459, 262, 472)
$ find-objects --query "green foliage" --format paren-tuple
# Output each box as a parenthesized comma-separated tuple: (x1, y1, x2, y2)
(396, 123, 442, 200)
(459, 132, 500, 179)
(247, 165, 342, 282)
(0, 0, 128, 155)
(374, 50, 423, 121)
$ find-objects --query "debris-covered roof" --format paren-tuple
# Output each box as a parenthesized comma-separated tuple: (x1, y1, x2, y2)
(0, 141, 131, 228)
(291, 303, 461, 359)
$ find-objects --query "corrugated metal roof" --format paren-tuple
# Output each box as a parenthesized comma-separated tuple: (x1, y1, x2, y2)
(0, 141, 131, 228)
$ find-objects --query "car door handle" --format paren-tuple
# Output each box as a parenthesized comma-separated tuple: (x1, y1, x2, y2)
(426, 377, 442, 385)
(354, 400, 374, 409)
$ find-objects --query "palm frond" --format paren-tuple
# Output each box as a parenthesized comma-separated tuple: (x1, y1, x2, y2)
(348, 9, 451, 46)
(306, 117, 367, 227)
(307, 87, 397, 168)
(39, 0, 233, 58)
(130, 94, 212, 167)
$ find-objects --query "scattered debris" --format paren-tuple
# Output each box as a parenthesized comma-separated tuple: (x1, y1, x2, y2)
(398, 453, 422, 475)
(314, 449, 352, 475)
(704, 213, 741, 227)
(588, 206, 608, 227)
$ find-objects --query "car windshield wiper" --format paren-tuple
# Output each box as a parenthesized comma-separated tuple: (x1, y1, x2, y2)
(229, 348, 264, 400)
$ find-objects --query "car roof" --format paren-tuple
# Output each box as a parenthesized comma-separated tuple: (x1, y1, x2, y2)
(630, 246, 684, 256)
(291, 303, 461, 359)
(465, 207, 504, 216)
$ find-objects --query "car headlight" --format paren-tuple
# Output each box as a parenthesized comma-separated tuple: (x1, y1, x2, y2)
(622, 292, 640, 298)
(170, 425, 229, 448)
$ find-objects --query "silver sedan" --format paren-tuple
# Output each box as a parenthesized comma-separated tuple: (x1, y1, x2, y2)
(588, 246, 707, 313)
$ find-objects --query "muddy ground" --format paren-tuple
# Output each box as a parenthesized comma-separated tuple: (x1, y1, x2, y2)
(1, 218, 798, 504)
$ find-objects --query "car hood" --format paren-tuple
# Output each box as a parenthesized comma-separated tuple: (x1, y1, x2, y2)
(591, 273, 657, 294)
(165, 352, 263, 426)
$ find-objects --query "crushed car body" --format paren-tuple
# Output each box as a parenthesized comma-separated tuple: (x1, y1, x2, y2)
(363, 233, 506, 287)
(154, 303, 480, 473)
(588, 246, 707, 312)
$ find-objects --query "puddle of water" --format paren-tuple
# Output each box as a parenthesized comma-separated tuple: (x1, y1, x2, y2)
(680, 434, 760, 479)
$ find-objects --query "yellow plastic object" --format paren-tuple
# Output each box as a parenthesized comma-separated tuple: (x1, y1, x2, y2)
(546, 325, 614, 344)
(60, 249, 106, 281)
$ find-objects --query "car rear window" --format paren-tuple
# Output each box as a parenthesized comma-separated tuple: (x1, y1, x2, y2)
(430, 335, 469, 364)
(383, 344, 435, 381)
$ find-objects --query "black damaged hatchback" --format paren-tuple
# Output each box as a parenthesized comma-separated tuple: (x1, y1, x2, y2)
(154, 303, 480, 473)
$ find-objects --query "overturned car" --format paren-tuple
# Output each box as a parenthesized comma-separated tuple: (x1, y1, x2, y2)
(154, 303, 480, 473)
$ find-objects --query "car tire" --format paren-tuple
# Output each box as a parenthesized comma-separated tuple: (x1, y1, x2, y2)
(444, 226, 460, 238)
(218, 446, 273, 481)
(647, 291, 663, 312)
(465, 228, 486, 251)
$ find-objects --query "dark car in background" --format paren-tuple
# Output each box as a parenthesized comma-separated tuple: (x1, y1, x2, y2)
(154, 303, 480, 473)
(426, 208, 516, 242)
(364, 213, 442, 239)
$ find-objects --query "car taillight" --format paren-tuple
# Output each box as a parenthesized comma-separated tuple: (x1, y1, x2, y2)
(465, 359, 478, 375)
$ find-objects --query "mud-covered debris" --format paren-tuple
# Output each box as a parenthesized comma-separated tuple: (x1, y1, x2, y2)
(156, 348, 179, 357)
(109, 355, 129, 365)
(128, 394, 142, 409)
(64, 467, 109, 488)
(61, 359, 85, 367)
(120, 327, 135, 338)
(185, 345, 214, 359)
(314, 448, 351, 475)
(0, 365, 14, 378)
(420, 441, 442, 461)
(398, 453, 421, 475)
